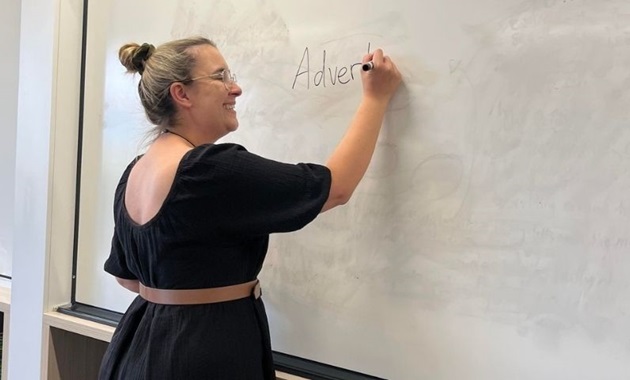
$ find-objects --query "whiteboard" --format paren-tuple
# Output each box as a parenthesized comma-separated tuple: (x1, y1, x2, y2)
(75, 0, 630, 379)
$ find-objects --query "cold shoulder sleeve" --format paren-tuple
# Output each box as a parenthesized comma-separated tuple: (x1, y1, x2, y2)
(176, 143, 331, 236)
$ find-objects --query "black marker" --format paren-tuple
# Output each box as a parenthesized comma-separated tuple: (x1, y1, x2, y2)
(362, 61, 374, 71)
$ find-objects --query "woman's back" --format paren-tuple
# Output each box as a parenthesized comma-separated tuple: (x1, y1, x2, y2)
(124, 135, 192, 226)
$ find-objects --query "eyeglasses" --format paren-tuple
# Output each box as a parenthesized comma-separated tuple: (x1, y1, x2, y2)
(184, 69, 237, 90)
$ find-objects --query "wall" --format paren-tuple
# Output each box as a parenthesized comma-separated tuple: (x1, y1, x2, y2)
(0, 0, 21, 277)
(8, 0, 83, 378)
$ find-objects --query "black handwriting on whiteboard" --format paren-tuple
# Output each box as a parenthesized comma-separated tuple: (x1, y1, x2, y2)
(291, 44, 370, 90)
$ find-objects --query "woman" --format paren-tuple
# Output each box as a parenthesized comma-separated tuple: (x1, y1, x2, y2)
(100, 36, 401, 380)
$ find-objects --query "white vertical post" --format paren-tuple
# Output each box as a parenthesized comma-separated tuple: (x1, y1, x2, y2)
(9, 0, 56, 376)
(10, 0, 84, 375)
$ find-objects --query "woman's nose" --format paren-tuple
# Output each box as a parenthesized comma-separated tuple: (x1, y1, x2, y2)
(228, 82, 242, 96)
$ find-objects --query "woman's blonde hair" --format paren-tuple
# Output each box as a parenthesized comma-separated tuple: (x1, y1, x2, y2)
(119, 37, 216, 137)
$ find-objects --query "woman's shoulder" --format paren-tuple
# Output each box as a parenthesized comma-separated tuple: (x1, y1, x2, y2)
(190, 142, 247, 157)
(117, 155, 144, 185)
(112, 155, 144, 209)
(180, 143, 249, 169)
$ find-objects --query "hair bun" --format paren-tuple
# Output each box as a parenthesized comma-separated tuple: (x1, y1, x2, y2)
(119, 42, 156, 74)
(132, 43, 156, 74)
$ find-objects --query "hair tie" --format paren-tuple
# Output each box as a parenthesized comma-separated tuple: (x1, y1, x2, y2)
(132, 43, 156, 74)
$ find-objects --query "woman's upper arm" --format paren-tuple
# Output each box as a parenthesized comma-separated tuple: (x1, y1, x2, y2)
(184, 144, 332, 234)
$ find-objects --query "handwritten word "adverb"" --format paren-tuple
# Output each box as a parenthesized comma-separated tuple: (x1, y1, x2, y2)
(291, 45, 369, 90)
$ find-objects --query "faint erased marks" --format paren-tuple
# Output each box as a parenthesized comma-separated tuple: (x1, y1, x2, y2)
(411, 154, 464, 201)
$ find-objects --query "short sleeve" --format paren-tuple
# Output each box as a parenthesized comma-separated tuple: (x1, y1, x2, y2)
(104, 230, 137, 280)
(177, 144, 332, 236)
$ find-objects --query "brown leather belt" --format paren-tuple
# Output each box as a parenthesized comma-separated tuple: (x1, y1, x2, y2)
(139, 279, 261, 305)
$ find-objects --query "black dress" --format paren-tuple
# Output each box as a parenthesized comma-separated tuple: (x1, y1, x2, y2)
(99, 143, 331, 380)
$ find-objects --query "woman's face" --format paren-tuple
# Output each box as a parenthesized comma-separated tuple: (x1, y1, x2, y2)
(185, 45, 242, 139)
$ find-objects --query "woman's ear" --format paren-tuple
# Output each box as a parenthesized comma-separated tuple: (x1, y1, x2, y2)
(170, 82, 192, 109)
